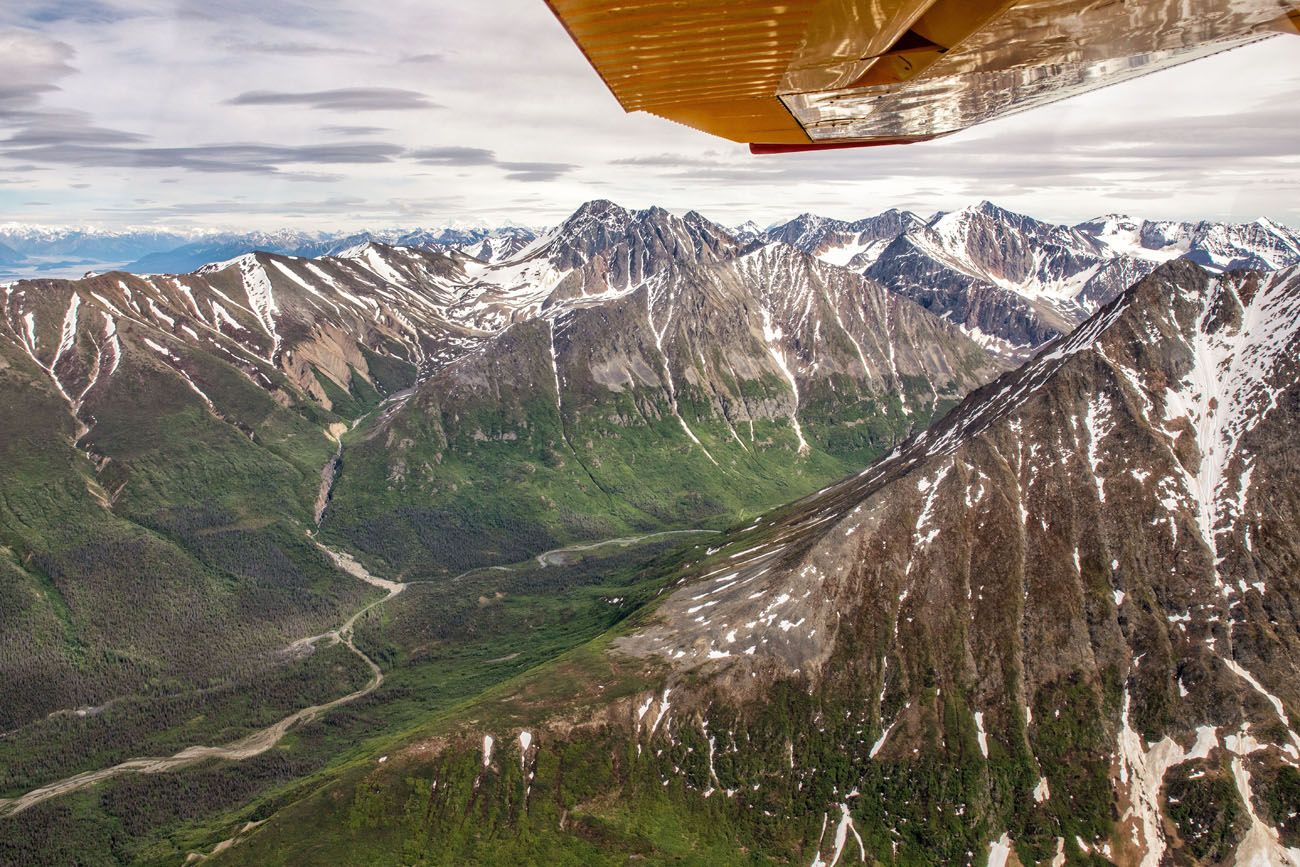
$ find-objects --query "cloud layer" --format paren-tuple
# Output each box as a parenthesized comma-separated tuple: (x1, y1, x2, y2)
(0, 0, 1296, 229)
(227, 87, 438, 111)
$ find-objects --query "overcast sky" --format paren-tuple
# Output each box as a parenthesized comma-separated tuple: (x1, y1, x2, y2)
(1, 0, 1298, 231)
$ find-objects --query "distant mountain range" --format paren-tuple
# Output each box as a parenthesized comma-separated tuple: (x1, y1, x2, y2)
(4, 205, 1295, 316)
(0, 224, 540, 278)
(764, 202, 1300, 359)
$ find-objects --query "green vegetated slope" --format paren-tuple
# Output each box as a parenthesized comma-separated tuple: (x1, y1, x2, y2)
(202, 531, 1031, 867)
(0, 536, 703, 866)
(0, 302, 383, 796)
(322, 317, 863, 578)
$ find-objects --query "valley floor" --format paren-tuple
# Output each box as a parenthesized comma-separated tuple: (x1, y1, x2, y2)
(0, 530, 714, 866)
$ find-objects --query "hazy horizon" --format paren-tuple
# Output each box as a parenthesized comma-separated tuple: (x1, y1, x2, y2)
(3, 196, 1300, 242)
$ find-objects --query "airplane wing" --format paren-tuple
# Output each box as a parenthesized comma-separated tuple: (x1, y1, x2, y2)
(544, 0, 1299, 153)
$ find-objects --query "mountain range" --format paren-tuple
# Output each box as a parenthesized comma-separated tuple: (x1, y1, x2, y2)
(765, 202, 1300, 361)
(1, 199, 1299, 866)
(5, 203, 1296, 318)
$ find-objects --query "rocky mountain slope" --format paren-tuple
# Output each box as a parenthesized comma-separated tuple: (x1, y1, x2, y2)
(616, 258, 1300, 865)
(222, 259, 1300, 866)
(324, 202, 996, 577)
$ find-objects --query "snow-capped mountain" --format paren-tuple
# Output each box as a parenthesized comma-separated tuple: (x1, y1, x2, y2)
(864, 202, 1116, 358)
(440, 200, 749, 333)
(123, 226, 538, 275)
(458, 229, 538, 263)
(764, 208, 923, 270)
(1081, 213, 1300, 272)
(847, 202, 1300, 360)
(728, 219, 764, 244)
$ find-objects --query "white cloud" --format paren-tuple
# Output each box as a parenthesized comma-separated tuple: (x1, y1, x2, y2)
(0, 0, 1297, 229)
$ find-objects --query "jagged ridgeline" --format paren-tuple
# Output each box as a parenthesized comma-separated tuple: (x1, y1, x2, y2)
(221, 261, 1300, 866)
(0, 201, 997, 584)
(768, 202, 1300, 362)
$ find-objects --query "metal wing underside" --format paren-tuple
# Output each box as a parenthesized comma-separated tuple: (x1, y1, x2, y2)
(545, 0, 1300, 152)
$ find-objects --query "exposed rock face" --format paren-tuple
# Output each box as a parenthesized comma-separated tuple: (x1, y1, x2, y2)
(329, 233, 999, 576)
(388, 241, 993, 458)
(865, 201, 1131, 359)
(613, 260, 1300, 864)
(762, 202, 1300, 364)
(0, 244, 491, 424)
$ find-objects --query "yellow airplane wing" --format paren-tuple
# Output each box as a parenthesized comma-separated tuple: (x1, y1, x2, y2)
(545, 0, 1299, 152)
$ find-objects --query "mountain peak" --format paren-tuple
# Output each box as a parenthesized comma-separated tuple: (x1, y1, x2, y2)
(951, 199, 1023, 222)
(1255, 215, 1296, 238)
(567, 198, 629, 220)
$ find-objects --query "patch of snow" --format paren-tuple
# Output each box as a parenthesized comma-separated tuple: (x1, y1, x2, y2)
(759, 306, 810, 454)
(54, 293, 80, 367)
(649, 689, 672, 736)
(235, 256, 280, 358)
(1033, 777, 1050, 803)
(974, 711, 989, 758)
(810, 802, 865, 867)
(1116, 688, 1203, 866)
(1223, 659, 1300, 749)
(1224, 728, 1300, 866)
(987, 833, 1013, 867)
(644, 279, 717, 465)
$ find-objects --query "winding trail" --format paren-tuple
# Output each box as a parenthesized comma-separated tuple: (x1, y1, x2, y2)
(0, 543, 403, 819)
(0, 529, 716, 818)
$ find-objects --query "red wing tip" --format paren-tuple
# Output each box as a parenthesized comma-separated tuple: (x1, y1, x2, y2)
(749, 136, 935, 155)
